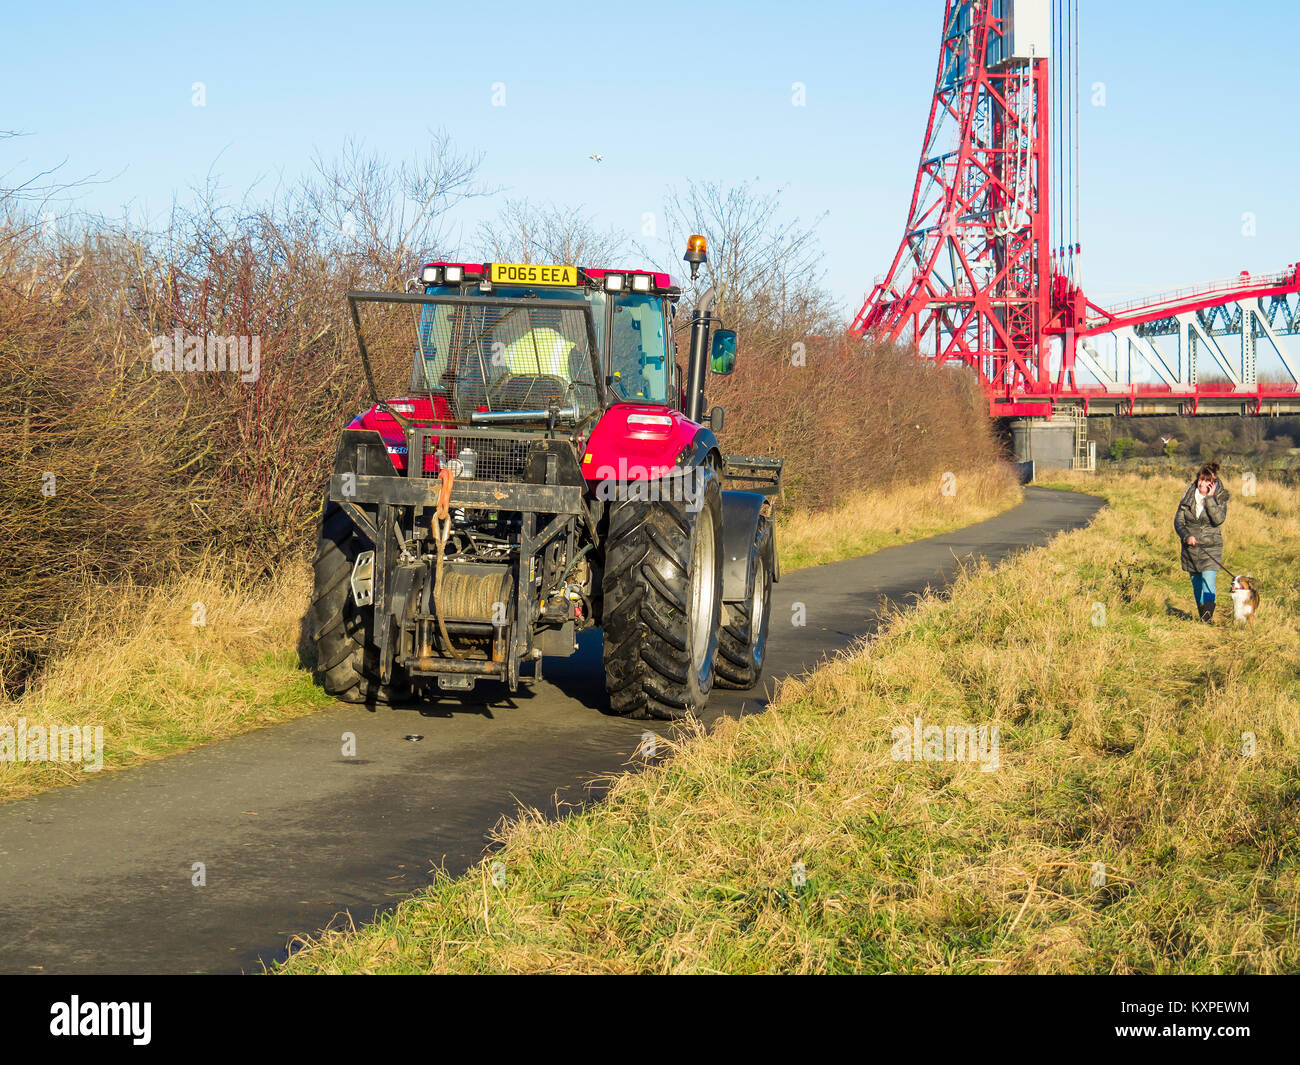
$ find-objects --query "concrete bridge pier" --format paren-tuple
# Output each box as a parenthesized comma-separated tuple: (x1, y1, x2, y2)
(1010, 413, 1086, 471)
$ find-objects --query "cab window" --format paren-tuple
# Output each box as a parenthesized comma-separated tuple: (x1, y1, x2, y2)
(609, 294, 669, 403)
(414, 283, 603, 391)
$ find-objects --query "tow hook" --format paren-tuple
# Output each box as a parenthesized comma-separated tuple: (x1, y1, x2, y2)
(350, 550, 375, 606)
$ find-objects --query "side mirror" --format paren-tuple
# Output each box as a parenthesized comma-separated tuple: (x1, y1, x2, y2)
(709, 406, 725, 433)
(710, 329, 737, 375)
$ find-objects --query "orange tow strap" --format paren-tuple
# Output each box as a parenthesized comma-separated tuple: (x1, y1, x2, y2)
(436, 467, 454, 522)
(432, 467, 461, 659)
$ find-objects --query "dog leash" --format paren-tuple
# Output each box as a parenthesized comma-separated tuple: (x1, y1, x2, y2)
(1187, 542, 1238, 583)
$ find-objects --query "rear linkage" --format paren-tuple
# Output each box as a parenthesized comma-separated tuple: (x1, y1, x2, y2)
(330, 420, 598, 694)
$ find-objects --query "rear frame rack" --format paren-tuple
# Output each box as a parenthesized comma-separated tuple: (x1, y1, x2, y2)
(723, 455, 784, 499)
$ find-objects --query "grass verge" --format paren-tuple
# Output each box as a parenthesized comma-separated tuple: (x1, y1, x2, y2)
(0, 556, 330, 802)
(777, 465, 1021, 572)
(0, 466, 1021, 804)
(279, 472, 1300, 974)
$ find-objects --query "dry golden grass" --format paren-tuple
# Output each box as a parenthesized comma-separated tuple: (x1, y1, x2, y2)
(0, 554, 329, 801)
(778, 465, 1022, 572)
(280, 472, 1300, 974)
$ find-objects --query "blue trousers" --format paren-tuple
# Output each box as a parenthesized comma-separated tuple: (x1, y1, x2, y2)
(1191, 570, 1217, 605)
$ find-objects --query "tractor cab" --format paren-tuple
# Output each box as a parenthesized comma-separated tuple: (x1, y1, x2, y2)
(416, 262, 684, 410)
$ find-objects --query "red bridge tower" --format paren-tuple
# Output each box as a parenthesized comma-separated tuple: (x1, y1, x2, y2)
(855, 0, 1300, 428)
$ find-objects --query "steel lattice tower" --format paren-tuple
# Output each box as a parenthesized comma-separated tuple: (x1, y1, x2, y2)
(854, 0, 1051, 402)
(854, 0, 1300, 419)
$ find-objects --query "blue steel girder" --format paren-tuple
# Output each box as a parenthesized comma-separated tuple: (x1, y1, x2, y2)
(1134, 316, 1180, 337)
(1260, 293, 1300, 332)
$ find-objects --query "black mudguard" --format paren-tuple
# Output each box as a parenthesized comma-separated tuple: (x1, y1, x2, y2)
(720, 490, 769, 603)
(333, 428, 399, 480)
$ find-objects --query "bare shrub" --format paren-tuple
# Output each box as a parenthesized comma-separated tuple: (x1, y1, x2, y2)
(0, 134, 490, 692)
(710, 333, 1006, 511)
(477, 199, 628, 266)
(658, 179, 1004, 509)
(661, 179, 839, 346)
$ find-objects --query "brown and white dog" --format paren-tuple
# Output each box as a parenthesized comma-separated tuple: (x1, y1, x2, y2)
(1230, 575, 1260, 623)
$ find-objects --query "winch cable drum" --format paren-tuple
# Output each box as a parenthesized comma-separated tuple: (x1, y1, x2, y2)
(430, 468, 514, 661)
(436, 569, 513, 624)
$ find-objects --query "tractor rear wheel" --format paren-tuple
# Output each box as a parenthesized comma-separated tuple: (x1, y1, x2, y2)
(714, 517, 774, 690)
(601, 473, 723, 720)
(309, 497, 411, 705)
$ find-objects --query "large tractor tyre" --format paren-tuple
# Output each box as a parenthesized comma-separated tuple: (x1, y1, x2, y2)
(713, 517, 774, 690)
(309, 498, 411, 705)
(601, 473, 724, 720)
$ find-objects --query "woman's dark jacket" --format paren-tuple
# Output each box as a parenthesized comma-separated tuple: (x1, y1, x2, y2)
(1174, 480, 1230, 574)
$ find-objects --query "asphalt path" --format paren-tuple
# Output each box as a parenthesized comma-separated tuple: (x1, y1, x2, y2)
(0, 486, 1104, 974)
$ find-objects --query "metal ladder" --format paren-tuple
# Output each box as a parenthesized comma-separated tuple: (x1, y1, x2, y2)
(1068, 406, 1095, 471)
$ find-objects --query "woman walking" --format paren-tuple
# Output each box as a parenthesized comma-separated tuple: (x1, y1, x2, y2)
(1174, 462, 1231, 623)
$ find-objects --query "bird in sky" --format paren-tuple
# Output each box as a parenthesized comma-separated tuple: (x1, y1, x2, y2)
(588, 153, 603, 163)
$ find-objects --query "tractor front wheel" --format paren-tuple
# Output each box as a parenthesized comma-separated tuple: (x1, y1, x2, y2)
(309, 497, 411, 705)
(601, 473, 723, 720)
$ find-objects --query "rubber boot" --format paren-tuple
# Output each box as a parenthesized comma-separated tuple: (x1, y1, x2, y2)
(1203, 600, 1216, 624)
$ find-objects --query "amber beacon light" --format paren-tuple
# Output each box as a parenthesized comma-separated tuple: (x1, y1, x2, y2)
(683, 234, 708, 280)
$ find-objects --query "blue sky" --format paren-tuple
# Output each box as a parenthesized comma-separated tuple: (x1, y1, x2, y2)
(5, 0, 1297, 316)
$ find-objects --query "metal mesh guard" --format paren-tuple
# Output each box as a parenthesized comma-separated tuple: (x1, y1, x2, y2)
(350, 293, 600, 422)
(435, 428, 535, 484)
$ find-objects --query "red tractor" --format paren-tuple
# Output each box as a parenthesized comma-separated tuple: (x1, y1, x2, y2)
(309, 236, 783, 719)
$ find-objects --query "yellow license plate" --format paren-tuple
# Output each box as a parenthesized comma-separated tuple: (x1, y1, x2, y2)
(489, 262, 578, 287)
